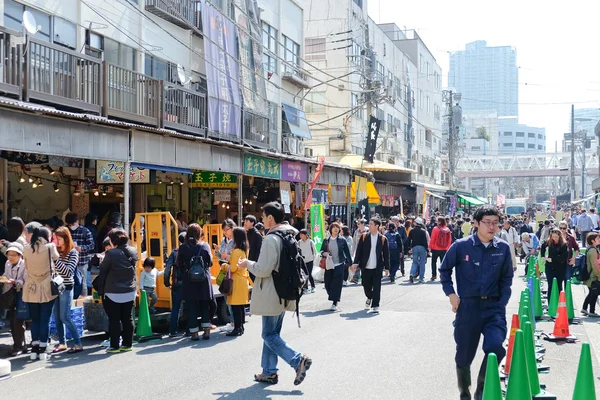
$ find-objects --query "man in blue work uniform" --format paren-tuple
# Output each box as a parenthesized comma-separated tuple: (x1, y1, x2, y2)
(439, 207, 513, 400)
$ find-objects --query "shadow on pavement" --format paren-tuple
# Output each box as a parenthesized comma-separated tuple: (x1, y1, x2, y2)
(339, 310, 377, 320)
(301, 310, 333, 318)
(213, 383, 303, 399)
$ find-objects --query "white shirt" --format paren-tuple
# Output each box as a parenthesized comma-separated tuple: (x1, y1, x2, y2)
(140, 268, 164, 288)
(367, 233, 379, 269)
(590, 213, 600, 228)
(503, 227, 519, 245)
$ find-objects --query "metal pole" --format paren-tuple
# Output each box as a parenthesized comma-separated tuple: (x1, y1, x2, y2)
(238, 173, 243, 224)
(447, 91, 455, 189)
(581, 146, 586, 199)
(570, 104, 576, 201)
(124, 160, 130, 233)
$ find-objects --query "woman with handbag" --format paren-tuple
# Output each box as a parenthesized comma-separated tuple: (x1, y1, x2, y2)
(23, 223, 59, 359)
(0, 242, 26, 356)
(98, 228, 138, 353)
(540, 228, 569, 302)
(176, 224, 213, 341)
(581, 232, 600, 317)
(320, 222, 352, 312)
(220, 227, 250, 337)
(51, 227, 83, 354)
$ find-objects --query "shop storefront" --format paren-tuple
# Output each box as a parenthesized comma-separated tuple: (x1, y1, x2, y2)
(242, 153, 283, 222)
(280, 160, 308, 226)
(188, 171, 238, 225)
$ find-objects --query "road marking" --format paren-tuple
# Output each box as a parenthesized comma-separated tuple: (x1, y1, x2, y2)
(11, 367, 45, 378)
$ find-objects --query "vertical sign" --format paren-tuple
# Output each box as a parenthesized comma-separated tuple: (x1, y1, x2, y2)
(357, 198, 370, 221)
(304, 156, 326, 210)
(364, 116, 381, 163)
(311, 204, 326, 249)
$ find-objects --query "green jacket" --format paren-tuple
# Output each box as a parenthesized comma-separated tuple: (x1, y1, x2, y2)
(585, 247, 600, 287)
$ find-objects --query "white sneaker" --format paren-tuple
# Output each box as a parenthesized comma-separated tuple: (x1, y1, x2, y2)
(343, 281, 348, 286)
(365, 299, 372, 310)
(371, 307, 380, 314)
(330, 304, 338, 312)
(101, 338, 122, 348)
(220, 324, 235, 333)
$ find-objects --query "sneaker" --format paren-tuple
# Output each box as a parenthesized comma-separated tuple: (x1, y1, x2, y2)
(409, 275, 414, 283)
(220, 324, 235, 333)
(343, 281, 348, 286)
(101, 338, 122, 348)
(418, 279, 424, 284)
(254, 373, 278, 385)
(294, 355, 312, 386)
(581, 309, 589, 315)
(390, 277, 395, 283)
(371, 307, 380, 314)
(105, 348, 120, 354)
(302, 288, 309, 295)
(430, 276, 436, 281)
(365, 299, 372, 310)
(588, 312, 600, 318)
(350, 278, 358, 284)
(329, 304, 338, 312)
(119, 346, 133, 352)
(310, 287, 315, 293)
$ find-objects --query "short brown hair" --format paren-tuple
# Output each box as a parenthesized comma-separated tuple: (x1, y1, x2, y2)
(328, 222, 341, 234)
(437, 216, 447, 226)
(54, 226, 74, 258)
(587, 232, 599, 246)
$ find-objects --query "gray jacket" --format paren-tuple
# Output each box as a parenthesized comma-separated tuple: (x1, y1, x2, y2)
(99, 245, 138, 294)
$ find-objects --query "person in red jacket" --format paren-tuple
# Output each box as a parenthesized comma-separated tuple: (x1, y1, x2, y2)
(429, 216, 452, 281)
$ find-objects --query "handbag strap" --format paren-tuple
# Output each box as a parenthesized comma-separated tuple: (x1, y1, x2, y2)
(48, 247, 55, 278)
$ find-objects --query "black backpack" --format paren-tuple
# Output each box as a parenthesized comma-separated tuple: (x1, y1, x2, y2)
(269, 230, 309, 327)
(188, 245, 208, 283)
(574, 248, 592, 282)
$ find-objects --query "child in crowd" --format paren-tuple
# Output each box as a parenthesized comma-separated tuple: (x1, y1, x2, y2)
(0, 242, 26, 355)
(140, 258, 164, 313)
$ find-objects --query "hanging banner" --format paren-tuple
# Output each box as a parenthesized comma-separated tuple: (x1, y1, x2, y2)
(280, 181, 292, 206)
(281, 160, 308, 182)
(357, 198, 370, 221)
(422, 187, 429, 220)
(202, 3, 242, 138)
(244, 153, 280, 179)
(354, 176, 368, 202)
(399, 196, 404, 219)
(330, 205, 347, 223)
(364, 116, 381, 163)
(496, 194, 506, 208)
(190, 171, 237, 188)
(449, 197, 457, 216)
(304, 156, 326, 209)
(310, 204, 326, 248)
(96, 161, 150, 184)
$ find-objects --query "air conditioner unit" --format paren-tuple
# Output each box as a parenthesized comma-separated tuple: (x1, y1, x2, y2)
(304, 147, 314, 157)
(297, 140, 306, 155)
(283, 136, 298, 154)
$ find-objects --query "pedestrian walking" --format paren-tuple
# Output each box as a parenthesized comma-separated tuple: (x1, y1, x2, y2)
(222, 227, 250, 337)
(501, 220, 519, 271)
(65, 212, 95, 297)
(237, 202, 312, 386)
(320, 222, 352, 311)
(298, 229, 317, 294)
(439, 207, 514, 400)
(540, 228, 569, 302)
(576, 209, 594, 247)
(351, 219, 368, 284)
(244, 215, 263, 263)
(165, 232, 186, 337)
(384, 223, 403, 283)
(342, 226, 354, 285)
(429, 216, 452, 281)
(581, 232, 600, 317)
(406, 218, 428, 283)
(351, 217, 390, 314)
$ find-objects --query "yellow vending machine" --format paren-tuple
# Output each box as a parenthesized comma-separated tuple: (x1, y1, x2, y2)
(130, 212, 178, 310)
(203, 224, 223, 283)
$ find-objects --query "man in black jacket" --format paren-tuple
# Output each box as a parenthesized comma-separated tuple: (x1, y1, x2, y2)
(351, 217, 390, 314)
(244, 215, 263, 281)
(406, 218, 429, 283)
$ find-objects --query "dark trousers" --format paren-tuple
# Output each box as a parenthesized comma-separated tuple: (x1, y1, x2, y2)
(187, 300, 211, 332)
(581, 231, 590, 248)
(169, 287, 183, 335)
(102, 296, 134, 349)
(143, 287, 157, 308)
(324, 264, 344, 303)
(582, 288, 599, 313)
(304, 261, 315, 289)
(389, 258, 400, 279)
(362, 268, 383, 307)
(546, 268, 566, 301)
(399, 256, 405, 275)
(7, 309, 25, 350)
(431, 250, 447, 278)
(231, 305, 246, 329)
(454, 298, 507, 369)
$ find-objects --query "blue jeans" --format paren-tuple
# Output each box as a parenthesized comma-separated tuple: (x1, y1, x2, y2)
(53, 288, 81, 346)
(410, 245, 427, 280)
(29, 299, 56, 348)
(169, 288, 183, 335)
(261, 312, 302, 375)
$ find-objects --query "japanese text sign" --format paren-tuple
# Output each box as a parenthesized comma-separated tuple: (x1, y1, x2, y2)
(96, 161, 150, 184)
(244, 154, 280, 179)
(189, 171, 237, 188)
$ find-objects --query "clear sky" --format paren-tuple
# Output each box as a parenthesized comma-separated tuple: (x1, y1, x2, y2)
(369, 0, 600, 151)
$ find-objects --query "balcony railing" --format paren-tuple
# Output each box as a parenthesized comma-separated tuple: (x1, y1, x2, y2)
(282, 65, 310, 89)
(163, 83, 206, 135)
(0, 27, 21, 97)
(24, 38, 102, 114)
(145, 0, 196, 29)
(103, 62, 162, 126)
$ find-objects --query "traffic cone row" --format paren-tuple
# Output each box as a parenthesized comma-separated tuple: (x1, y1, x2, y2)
(543, 291, 577, 343)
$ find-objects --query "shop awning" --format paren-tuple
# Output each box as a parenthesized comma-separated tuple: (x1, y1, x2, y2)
(458, 194, 486, 206)
(476, 197, 489, 205)
(131, 163, 192, 174)
(426, 191, 445, 200)
(350, 181, 380, 204)
(282, 104, 312, 139)
(327, 154, 416, 173)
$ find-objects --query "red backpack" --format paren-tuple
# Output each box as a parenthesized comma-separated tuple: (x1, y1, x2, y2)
(436, 227, 452, 249)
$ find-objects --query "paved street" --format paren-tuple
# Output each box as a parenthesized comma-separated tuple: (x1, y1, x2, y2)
(1, 260, 600, 399)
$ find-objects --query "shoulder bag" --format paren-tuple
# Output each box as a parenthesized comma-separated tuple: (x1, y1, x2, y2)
(49, 248, 65, 296)
(188, 244, 208, 283)
(218, 265, 233, 295)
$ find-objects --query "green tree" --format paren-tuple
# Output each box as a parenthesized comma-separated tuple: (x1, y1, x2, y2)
(475, 126, 491, 141)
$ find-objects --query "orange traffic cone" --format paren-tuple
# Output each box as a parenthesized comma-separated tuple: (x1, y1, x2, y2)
(502, 314, 520, 376)
(543, 291, 577, 342)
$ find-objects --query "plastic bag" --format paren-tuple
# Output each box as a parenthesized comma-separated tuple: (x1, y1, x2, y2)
(312, 255, 325, 282)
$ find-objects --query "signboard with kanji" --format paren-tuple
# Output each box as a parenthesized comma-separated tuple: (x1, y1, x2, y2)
(310, 204, 326, 249)
(189, 171, 238, 188)
(244, 153, 280, 179)
(96, 161, 150, 184)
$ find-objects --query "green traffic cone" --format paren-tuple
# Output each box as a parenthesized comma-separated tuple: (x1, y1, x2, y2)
(538, 256, 546, 274)
(482, 353, 502, 400)
(136, 290, 153, 337)
(565, 280, 575, 321)
(573, 343, 597, 400)
(548, 278, 559, 317)
(521, 305, 530, 328)
(534, 277, 543, 319)
(518, 291, 527, 320)
(506, 330, 532, 400)
(528, 256, 537, 278)
(523, 321, 541, 395)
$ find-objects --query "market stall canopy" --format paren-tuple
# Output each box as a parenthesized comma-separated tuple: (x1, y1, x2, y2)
(350, 181, 380, 204)
(327, 154, 416, 173)
(573, 193, 596, 204)
(426, 191, 445, 200)
(458, 194, 487, 206)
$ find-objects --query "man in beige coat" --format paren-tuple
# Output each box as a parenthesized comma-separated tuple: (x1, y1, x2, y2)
(238, 202, 312, 387)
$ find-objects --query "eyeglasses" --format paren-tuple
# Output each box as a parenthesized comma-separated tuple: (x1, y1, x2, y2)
(560, 227, 567, 230)
(479, 220, 499, 227)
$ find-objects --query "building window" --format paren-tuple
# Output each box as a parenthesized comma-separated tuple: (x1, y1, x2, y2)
(538, 134, 543, 139)
(503, 131, 512, 136)
(528, 144, 535, 148)
(471, 146, 481, 151)
(305, 37, 326, 61)
(262, 22, 278, 73)
(387, 114, 393, 132)
(351, 93, 364, 121)
(144, 54, 176, 83)
(434, 103, 440, 121)
(426, 95, 431, 114)
(503, 143, 513, 147)
(305, 92, 326, 114)
(352, 145, 364, 155)
(268, 102, 279, 149)
(425, 129, 432, 144)
(376, 108, 385, 129)
(104, 37, 137, 70)
(352, 0, 363, 8)
(5, 1, 75, 48)
(282, 35, 300, 74)
(516, 143, 525, 148)
(528, 132, 535, 138)
(393, 117, 401, 134)
(538, 145, 543, 150)
(419, 90, 423, 109)
(404, 123, 409, 142)
(516, 132, 525, 137)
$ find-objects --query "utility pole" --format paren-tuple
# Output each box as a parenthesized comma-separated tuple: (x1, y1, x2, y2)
(443, 90, 461, 189)
(570, 104, 576, 201)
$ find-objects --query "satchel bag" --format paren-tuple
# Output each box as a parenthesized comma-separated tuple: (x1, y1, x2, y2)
(49, 248, 65, 296)
(319, 255, 327, 269)
(218, 266, 233, 296)
(15, 291, 29, 320)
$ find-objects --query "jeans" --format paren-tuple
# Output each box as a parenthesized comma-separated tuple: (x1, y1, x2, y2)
(29, 299, 56, 349)
(362, 268, 383, 307)
(431, 250, 447, 278)
(261, 312, 302, 375)
(102, 296, 133, 349)
(187, 300, 211, 333)
(581, 231, 590, 248)
(78, 265, 87, 297)
(53, 288, 81, 345)
(169, 287, 183, 335)
(410, 245, 427, 280)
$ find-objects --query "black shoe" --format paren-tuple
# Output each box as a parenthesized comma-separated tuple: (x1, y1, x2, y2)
(473, 358, 487, 400)
(390, 277, 396, 283)
(409, 275, 414, 283)
(226, 328, 243, 337)
(456, 367, 471, 400)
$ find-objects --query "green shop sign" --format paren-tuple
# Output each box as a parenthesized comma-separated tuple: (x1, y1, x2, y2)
(189, 171, 238, 188)
(310, 204, 326, 249)
(244, 153, 280, 179)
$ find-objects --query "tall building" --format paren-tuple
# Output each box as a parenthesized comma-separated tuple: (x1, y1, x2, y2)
(449, 40, 518, 118)
(574, 108, 600, 140)
(461, 111, 499, 155)
(498, 117, 546, 154)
